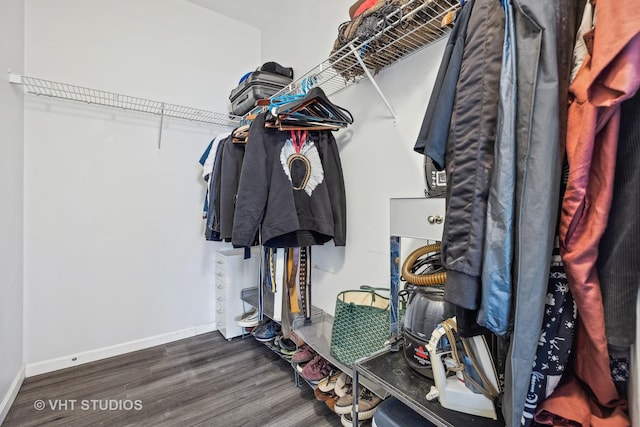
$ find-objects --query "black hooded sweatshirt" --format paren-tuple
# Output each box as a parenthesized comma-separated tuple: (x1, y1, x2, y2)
(232, 113, 346, 249)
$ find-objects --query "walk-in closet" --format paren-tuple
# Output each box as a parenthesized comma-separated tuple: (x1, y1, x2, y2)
(1, 1, 638, 426)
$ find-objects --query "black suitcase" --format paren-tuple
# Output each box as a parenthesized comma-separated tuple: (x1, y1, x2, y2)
(229, 70, 293, 116)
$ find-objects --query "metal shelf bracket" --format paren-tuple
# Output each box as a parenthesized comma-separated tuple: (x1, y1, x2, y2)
(350, 44, 398, 124)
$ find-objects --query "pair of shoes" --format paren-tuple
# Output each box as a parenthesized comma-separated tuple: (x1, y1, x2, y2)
(335, 387, 381, 419)
(291, 345, 316, 364)
(313, 387, 334, 402)
(236, 308, 259, 327)
(274, 335, 297, 356)
(340, 413, 364, 427)
(252, 320, 281, 342)
(354, 388, 382, 420)
(317, 371, 342, 393)
(301, 355, 334, 383)
(334, 372, 351, 397)
(334, 383, 359, 415)
(278, 337, 297, 352)
(325, 394, 339, 412)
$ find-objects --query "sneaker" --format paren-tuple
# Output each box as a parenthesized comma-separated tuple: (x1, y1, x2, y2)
(354, 388, 382, 420)
(277, 337, 297, 352)
(340, 413, 364, 427)
(294, 361, 306, 374)
(335, 386, 381, 418)
(279, 347, 297, 357)
(317, 371, 342, 393)
(237, 309, 260, 327)
(291, 345, 316, 364)
(325, 394, 338, 412)
(334, 384, 358, 415)
(301, 355, 334, 382)
(253, 321, 280, 342)
(273, 335, 282, 347)
(271, 335, 296, 357)
(313, 387, 334, 402)
(269, 341, 286, 356)
(334, 372, 351, 397)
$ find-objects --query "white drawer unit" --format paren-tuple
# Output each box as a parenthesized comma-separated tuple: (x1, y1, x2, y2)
(390, 197, 446, 241)
(215, 248, 260, 340)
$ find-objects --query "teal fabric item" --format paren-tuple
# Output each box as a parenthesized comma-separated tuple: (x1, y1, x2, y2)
(330, 288, 389, 368)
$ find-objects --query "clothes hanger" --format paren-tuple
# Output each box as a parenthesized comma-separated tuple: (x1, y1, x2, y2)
(270, 87, 353, 125)
(274, 105, 351, 129)
(271, 112, 348, 130)
(232, 124, 250, 143)
(260, 78, 353, 131)
(263, 102, 346, 131)
(264, 121, 339, 132)
(272, 87, 354, 125)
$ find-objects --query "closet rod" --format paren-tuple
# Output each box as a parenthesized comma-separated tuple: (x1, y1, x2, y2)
(9, 73, 242, 129)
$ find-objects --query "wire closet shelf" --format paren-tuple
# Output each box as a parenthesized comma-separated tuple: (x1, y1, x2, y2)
(267, 0, 460, 104)
(13, 74, 242, 128)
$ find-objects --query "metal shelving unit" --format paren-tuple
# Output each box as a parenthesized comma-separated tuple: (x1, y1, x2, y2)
(349, 198, 502, 426)
(248, 0, 460, 122)
(10, 73, 241, 127)
(353, 350, 505, 427)
(9, 72, 242, 148)
(240, 286, 323, 322)
(291, 312, 388, 399)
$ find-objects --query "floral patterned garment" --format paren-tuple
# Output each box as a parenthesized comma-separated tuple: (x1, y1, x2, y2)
(521, 241, 577, 427)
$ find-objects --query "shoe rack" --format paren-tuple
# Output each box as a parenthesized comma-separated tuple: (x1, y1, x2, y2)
(291, 313, 387, 398)
(240, 286, 324, 326)
(240, 284, 326, 388)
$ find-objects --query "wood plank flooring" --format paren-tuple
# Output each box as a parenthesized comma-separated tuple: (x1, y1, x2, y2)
(3, 332, 344, 427)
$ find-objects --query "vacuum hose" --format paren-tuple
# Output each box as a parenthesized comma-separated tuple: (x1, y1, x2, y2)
(401, 243, 447, 286)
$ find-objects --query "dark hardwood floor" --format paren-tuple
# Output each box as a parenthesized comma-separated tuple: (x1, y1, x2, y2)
(3, 332, 344, 427)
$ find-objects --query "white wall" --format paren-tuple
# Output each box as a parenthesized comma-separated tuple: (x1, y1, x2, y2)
(259, 1, 351, 79)
(0, 0, 25, 421)
(23, 0, 261, 367)
(260, 1, 445, 314)
(21, 0, 444, 370)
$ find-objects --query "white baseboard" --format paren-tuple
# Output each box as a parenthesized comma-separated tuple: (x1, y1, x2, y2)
(195, 322, 218, 335)
(0, 365, 26, 425)
(26, 323, 218, 378)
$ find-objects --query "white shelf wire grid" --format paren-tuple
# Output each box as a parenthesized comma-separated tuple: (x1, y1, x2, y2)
(265, 0, 460, 106)
(16, 75, 242, 128)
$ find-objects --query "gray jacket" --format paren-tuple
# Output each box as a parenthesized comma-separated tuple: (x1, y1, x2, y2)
(503, 1, 578, 426)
